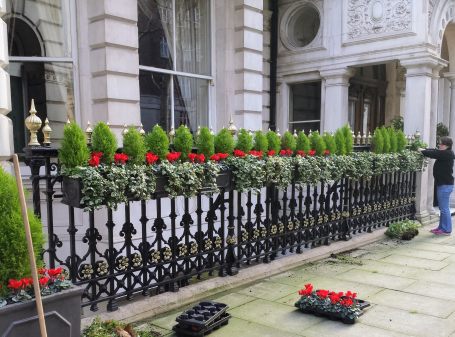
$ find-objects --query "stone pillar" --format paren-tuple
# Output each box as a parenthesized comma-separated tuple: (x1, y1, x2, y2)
(262, 9, 272, 132)
(401, 56, 440, 224)
(320, 67, 356, 132)
(428, 63, 447, 218)
(443, 72, 455, 208)
(0, 0, 13, 174)
(87, 0, 140, 143)
(233, 0, 263, 130)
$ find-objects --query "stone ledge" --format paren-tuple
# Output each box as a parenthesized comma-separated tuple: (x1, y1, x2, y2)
(81, 227, 388, 328)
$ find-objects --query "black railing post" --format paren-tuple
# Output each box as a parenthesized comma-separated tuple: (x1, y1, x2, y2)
(226, 190, 238, 276)
(106, 208, 118, 312)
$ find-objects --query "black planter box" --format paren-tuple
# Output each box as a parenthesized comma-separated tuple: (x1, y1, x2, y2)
(61, 176, 84, 208)
(294, 299, 370, 325)
(0, 286, 83, 337)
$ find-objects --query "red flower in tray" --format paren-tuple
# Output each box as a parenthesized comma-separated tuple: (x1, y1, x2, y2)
(8, 279, 22, 292)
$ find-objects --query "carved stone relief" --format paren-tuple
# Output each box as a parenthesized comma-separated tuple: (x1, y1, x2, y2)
(428, 0, 438, 31)
(347, 0, 412, 40)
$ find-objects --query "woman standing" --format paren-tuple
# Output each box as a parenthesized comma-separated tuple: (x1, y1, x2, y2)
(418, 136, 455, 235)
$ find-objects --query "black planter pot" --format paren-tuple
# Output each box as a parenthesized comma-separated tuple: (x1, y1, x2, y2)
(61, 176, 84, 208)
(0, 286, 83, 337)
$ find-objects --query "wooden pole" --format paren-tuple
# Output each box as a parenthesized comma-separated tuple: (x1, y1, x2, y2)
(12, 154, 48, 337)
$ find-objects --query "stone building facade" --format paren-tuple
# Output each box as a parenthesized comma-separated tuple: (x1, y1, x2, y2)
(0, 0, 455, 267)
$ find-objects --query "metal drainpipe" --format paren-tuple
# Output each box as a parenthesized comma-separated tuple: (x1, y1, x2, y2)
(269, 0, 278, 132)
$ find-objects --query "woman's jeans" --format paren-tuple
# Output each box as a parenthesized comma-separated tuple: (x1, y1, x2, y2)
(437, 185, 454, 232)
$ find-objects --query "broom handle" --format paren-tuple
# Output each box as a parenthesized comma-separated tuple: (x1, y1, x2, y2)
(12, 155, 47, 337)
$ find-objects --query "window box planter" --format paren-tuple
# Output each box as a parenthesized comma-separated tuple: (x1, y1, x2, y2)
(0, 285, 83, 337)
(294, 298, 370, 325)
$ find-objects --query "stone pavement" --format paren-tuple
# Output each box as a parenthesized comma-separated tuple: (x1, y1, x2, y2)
(133, 219, 455, 337)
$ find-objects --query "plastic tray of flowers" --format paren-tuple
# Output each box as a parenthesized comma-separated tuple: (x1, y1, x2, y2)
(294, 284, 370, 324)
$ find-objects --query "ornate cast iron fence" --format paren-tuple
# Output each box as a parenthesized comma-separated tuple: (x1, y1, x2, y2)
(24, 146, 417, 312)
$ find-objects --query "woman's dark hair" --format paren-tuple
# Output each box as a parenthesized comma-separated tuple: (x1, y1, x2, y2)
(440, 136, 453, 150)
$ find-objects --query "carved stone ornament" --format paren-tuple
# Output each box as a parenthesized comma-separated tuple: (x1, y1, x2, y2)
(346, 0, 412, 41)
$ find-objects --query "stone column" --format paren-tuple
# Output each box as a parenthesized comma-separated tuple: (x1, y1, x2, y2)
(0, 0, 13, 174)
(87, 0, 140, 143)
(400, 56, 440, 224)
(428, 63, 447, 218)
(443, 72, 455, 208)
(320, 67, 356, 132)
(233, 0, 263, 130)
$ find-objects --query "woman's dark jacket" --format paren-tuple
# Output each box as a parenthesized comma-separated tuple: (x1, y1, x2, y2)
(421, 148, 455, 186)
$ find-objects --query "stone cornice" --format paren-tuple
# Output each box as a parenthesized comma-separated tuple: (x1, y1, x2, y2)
(443, 72, 455, 82)
(320, 67, 356, 83)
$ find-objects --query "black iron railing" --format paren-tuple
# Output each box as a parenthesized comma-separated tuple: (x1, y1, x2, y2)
(24, 146, 417, 312)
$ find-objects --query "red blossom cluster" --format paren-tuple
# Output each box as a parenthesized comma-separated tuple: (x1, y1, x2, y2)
(308, 150, 316, 157)
(328, 292, 344, 305)
(298, 283, 313, 296)
(167, 152, 181, 163)
(188, 153, 205, 163)
(146, 152, 159, 165)
(210, 153, 229, 162)
(89, 152, 103, 167)
(249, 151, 263, 159)
(233, 150, 246, 158)
(267, 150, 275, 157)
(114, 153, 129, 165)
(324, 150, 330, 156)
(298, 283, 358, 308)
(280, 149, 293, 157)
(6, 268, 65, 294)
(340, 298, 354, 307)
(297, 151, 306, 157)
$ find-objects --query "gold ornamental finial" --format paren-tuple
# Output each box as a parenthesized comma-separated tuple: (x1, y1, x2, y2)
(196, 125, 201, 137)
(85, 121, 93, 144)
(248, 128, 253, 137)
(42, 118, 52, 146)
(122, 123, 128, 137)
(357, 131, 361, 145)
(139, 123, 146, 137)
(169, 124, 175, 144)
(25, 99, 42, 146)
(309, 129, 312, 136)
(368, 131, 372, 144)
(268, 128, 271, 132)
(210, 126, 214, 135)
(276, 128, 281, 137)
(362, 132, 367, 145)
(293, 129, 298, 139)
(415, 128, 421, 140)
(106, 121, 110, 129)
(66, 118, 71, 125)
(228, 115, 237, 136)
(407, 134, 412, 145)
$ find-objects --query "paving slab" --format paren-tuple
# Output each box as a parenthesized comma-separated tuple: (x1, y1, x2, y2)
(265, 270, 317, 287)
(236, 281, 301, 301)
(411, 242, 455, 254)
(440, 263, 455, 273)
(368, 289, 455, 318)
(296, 263, 356, 277)
(301, 320, 407, 337)
(352, 259, 424, 278)
(392, 248, 452, 261)
(412, 269, 455, 286)
(403, 280, 455, 302)
(334, 269, 417, 290)
(347, 250, 395, 261)
(208, 292, 257, 310)
(381, 254, 450, 270)
(229, 298, 322, 336)
(359, 305, 455, 337)
(443, 255, 455, 262)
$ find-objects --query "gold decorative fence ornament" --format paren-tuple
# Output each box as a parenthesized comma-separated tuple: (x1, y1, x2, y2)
(139, 123, 146, 137)
(25, 99, 42, 146)
(368, 131, 372, 144)
(248, 128, 254, 137)
(294, 129, 298, 139)
(276, 128, 281, 137)
(85, 121, 93, 144)
(210, 126, 214, 135)
(121, 123, 128, 137)
(228, 115, 237, 136)
(42, 118, 52, 146)
(196, 125, 201, 137)
(169, 124, 175, 144)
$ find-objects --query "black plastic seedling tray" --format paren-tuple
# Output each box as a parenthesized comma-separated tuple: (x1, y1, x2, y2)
(173, 312, 231, 336)
(175, 301, 229, 329)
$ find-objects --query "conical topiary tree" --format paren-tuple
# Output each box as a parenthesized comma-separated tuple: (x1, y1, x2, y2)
(235, 128, 253, 153)
(267, 130, 281, 155)
(196, 126, 215, 158)
(381, 125, 391, 153)
(123, 125, 147, 165)
(342, 125, 354, 154)
(0, 165, 45, 296)
(214, 128, 235, 154)
(388, 126, 397, 153)
(334, 129, 346, 155)
(296, 131, 310, 153)
(91, 122, 118, 165)
(145, 125, 169, 161)
(372, 128, 384, 154)
(59, 121, 90, 168)
(281, 131, 296, 151)
(322, 132, 337, 155)
(252, 130, 268, 153)
(309, 131, 326, 156)
(397, 129, 408, 151)
(173, 125, 194, 159)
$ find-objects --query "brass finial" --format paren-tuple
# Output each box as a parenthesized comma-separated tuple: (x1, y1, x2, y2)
(85, 120, 93, 144)
(139, 123, 146, 137)
(276, 128, 281, 137)
(106, 121, 110, 129)
(66, 118, 71, 125)
(42, 118, 52, 146)
(293, 129, 298, 139)
(309, 129, 312, 136)
(368, 131, 372, 144)
(411, 134, 415, 143)
(228, 115, 237, 136)
(362, 132, 367, 145)
(268, 128, 271, 132)
(407, 134, 412, 144)
(196, 125, 201, 137)
(248, 128, 253, 137)
(330, 130, 334, 136)
(415, 128, 420, 140)
(25, 99, 42, 146)
(169, 124, 175, 144)
(122, 123, 128, 137)
(210, 126, 214, 135)
(357, 131, 361, 145)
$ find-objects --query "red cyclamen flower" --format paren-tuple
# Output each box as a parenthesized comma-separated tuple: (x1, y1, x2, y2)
(217, 153, 228, 160)
(309, 150, 316, 157)
(146, 152, 159, 165)
(324, 150, 330, 156)
(89, 156, 100, 167)
(267, 150, 275, 157)
(39, 277, 50, 288)
(249, 151, 263, 159)
(233, 150, 246, 158)
(188, 153, 197, 163)
(297, 151, 306, 157)
(114, 153, 129, 164)
(91, 152, 103, 159)
(197, 154, 205, 163)
(210, 154, 220, 162)
(47, 267, 62, 278)
(167, 152, 181, 163)
(8, 279, 22, 293)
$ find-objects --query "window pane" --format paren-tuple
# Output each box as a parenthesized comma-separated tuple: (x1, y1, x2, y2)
(175, 0, 211, 76)
(139, 70, 172, 134)
(174, 75, 208, 136)
(5, 62, 75, 151)
(290, 81, 321, 122)
(5, 0, 72, 58)
(289, 122, 321, 135)
(138, 0, 174, 70)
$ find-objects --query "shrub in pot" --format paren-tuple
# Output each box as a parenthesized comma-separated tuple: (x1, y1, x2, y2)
(173, 125, 194, 159)
(196, 126, 215, 158)
(296, 131, 310, 154)
(266, 130, 281, 155)
(252, 130, 268, 153)
(58, 121, 90, 169)
(235, 129, 253, 153)
(341, 125, 354, 155)
(281, 131, 296, 152)
(334, 129, 346, 155)
(145, 125, 169, 161)
(381, 125, 391, 153)
(396, 129, 408, 151)
(309, 131, 326, 156)
(388, 126, 398, 153)
(91, 122, 118, 165)
(214, 128, 235, 155)
(122, 125, 147, 165)
(322, 132, 337, 155)
(371, 128, 384, 154)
